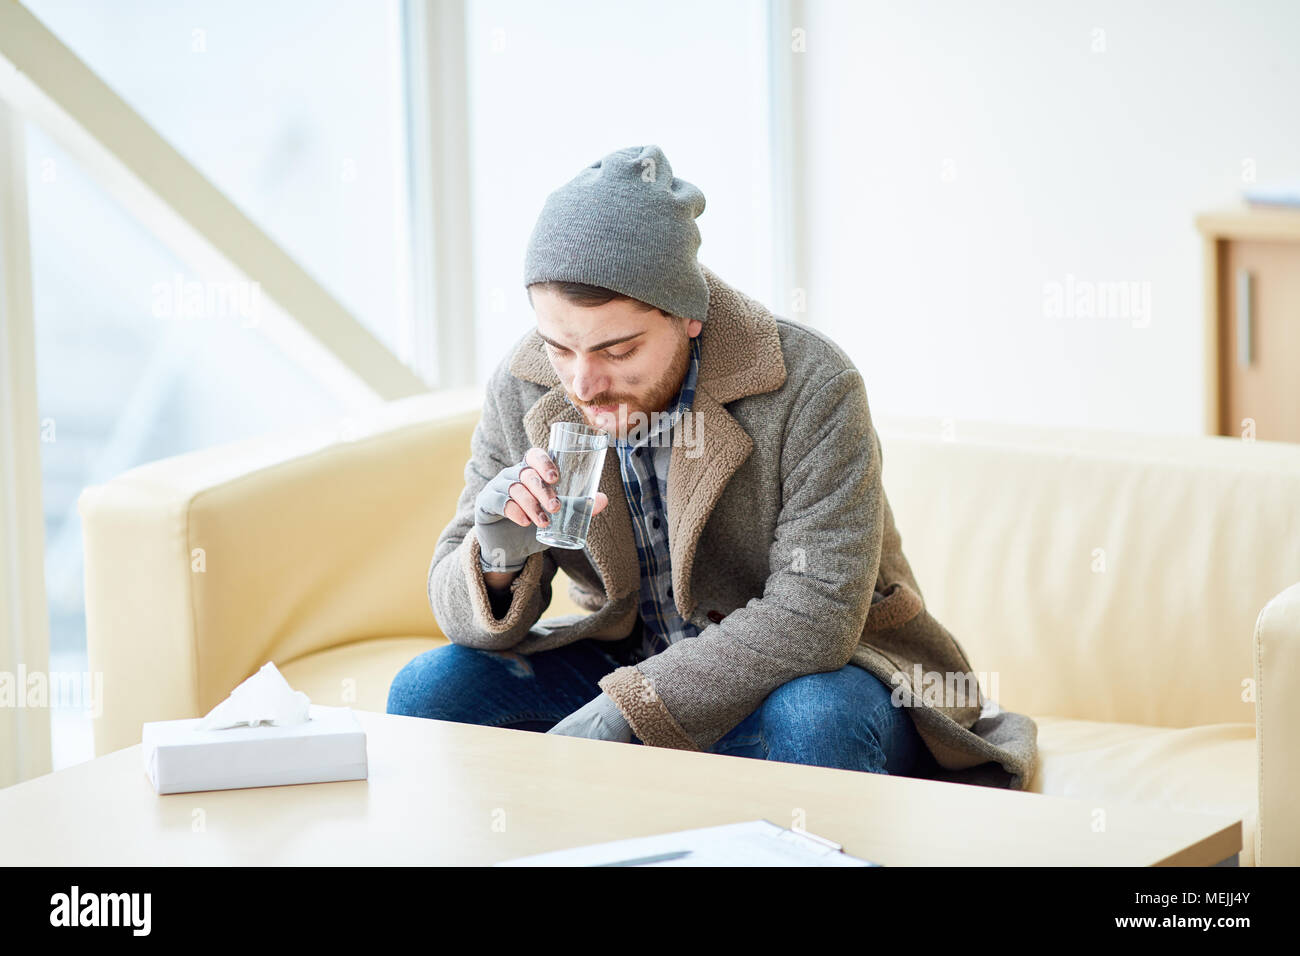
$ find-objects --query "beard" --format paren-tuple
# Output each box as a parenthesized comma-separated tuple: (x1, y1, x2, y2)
(575, 325, 691, 441)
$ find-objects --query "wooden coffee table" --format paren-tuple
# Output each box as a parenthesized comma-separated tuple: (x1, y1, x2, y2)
(0, 710, 1241, 865)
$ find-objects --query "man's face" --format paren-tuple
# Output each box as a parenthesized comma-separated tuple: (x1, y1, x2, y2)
(530, 287, 703, 442)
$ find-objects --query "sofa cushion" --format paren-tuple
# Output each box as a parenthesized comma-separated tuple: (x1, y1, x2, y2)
(1030, 715, 1257, 865)
(278, 636, 447, 715)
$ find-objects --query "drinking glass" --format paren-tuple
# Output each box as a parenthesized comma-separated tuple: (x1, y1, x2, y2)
(535, 421, 609, 550)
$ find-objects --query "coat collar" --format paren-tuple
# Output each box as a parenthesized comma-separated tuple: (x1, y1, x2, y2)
(507, 263, 787, 618)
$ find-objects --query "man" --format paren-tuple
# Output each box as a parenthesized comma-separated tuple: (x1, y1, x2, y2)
(388, 145, 1038, 788)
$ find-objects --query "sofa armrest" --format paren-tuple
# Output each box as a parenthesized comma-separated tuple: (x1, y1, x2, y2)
(78, 388, 483, 756)
(1255, 579, 1300, 866)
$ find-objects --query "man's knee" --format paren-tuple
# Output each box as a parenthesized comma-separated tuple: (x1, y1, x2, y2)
(762, 670, 853, 742)
(760, 666, 903, 769)
(386, 643, 484, 719)
(765, 665, 890, 723)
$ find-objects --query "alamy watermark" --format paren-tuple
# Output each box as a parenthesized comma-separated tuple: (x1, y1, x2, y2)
(890, 664, 999, 713)
(610, 406, 705, 458)
(50, 886, 150, 935)
(0, 665, 103, 719)
(1043, 274, 1151, 328)
(151, 274, 261, 327)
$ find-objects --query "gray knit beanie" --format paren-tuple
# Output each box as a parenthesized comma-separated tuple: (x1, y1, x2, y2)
(523, 145, 710, 323)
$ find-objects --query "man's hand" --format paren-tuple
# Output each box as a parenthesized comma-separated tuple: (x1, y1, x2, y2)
(475, 447, 609, 573)
(546, 693, 633, 742)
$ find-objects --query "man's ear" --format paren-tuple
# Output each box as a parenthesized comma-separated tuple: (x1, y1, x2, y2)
(687, 318, 703, 338)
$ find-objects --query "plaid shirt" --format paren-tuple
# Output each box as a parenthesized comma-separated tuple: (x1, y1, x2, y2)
(578, 336, 704, 664)
(616, 335, 703, 662)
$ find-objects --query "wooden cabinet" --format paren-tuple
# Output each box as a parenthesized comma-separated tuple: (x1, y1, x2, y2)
(1198, 207, 1300, 442)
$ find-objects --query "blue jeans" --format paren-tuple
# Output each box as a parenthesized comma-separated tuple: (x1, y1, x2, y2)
(387, 632, 936, 778)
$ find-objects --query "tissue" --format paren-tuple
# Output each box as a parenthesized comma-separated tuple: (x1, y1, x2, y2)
(199, 661, 311, 731)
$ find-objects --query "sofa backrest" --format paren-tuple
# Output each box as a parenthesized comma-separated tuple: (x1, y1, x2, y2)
(872, 415, 1300, 728)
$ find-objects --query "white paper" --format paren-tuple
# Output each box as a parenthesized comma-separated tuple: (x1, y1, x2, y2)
(493, 820, 879, 866)
(199, 661, 311, 731)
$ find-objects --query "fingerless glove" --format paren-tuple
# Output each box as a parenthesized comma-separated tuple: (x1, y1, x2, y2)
(474, 460, 550, 573)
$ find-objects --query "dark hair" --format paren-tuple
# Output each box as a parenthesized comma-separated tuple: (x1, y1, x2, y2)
(527, 281, 672, 317)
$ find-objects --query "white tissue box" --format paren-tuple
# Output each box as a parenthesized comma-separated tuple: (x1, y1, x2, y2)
(142, 704, 368, 795)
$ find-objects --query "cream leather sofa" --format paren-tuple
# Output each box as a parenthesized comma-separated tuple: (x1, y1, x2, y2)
(79, 388, 1300, 866)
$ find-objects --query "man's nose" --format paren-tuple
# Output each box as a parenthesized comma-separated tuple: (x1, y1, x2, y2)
(571, 358, 606, 403)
